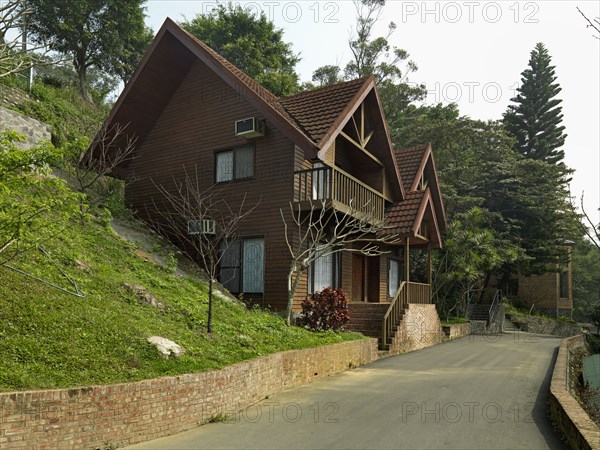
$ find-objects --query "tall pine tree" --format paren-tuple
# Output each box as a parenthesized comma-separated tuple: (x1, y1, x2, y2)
(503, 43, 567, 164)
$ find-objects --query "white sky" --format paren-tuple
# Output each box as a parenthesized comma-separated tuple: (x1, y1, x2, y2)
(144, 0, 600, 221)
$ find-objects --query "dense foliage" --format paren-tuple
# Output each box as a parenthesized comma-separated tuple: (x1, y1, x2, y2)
(0, 131, 81, 266)
(298, 288, 350, 331)
(24, 0, 149, 101)
(180, 3, 300, 97)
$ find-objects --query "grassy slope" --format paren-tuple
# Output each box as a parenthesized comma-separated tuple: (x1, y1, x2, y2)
(0, 218, 362, 392)
(0, 79, 363, 392)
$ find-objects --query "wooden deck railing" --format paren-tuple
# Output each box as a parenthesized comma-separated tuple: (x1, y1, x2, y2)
(407, 282, 432, 305)
(381, 282, 433, 349)
(294, 166, 385, 221)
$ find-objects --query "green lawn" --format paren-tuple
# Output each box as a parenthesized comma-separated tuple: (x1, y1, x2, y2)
(0, 219, 363, 392)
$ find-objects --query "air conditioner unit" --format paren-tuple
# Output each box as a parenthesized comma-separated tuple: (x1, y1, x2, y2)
(188, 219, 216, 235)
(235, 117, 265, 138)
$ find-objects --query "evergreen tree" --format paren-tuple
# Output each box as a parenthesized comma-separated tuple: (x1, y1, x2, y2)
(503, 43, 567, 164)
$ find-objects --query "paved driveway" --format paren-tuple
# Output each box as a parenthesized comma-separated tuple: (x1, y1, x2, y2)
(128, 332, 566, 450)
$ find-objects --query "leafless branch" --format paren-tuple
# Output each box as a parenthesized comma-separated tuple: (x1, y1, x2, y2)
(0, 1, 57, 78)
(149, 168, 260, 333)
(577, 7, 600, 39)
(281, 198, 401, 325)
(580, 192, 600, 250)
(70, 122, 138, 211)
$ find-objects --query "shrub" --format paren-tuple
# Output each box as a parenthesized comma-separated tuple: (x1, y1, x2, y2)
(298, 288, 350, 331)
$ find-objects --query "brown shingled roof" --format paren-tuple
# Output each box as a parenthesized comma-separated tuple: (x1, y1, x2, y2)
(280, 78, 369, 144)
(384, 191, 425, 235)
(394, 144, 429, 192)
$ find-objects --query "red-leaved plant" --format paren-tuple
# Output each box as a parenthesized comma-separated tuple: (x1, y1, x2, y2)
(297, 288, 350, 331)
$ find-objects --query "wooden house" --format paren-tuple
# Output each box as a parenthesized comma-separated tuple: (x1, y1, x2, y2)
(85, 19, 447, 350)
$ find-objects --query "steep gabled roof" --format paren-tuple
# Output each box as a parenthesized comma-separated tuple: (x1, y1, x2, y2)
(394, 144, 429, 192)
(280, 78, 368, 144)
(84, 17, 317, 167)
(393, 143, 447, 231)
(85, 18, 406, 199)
(383, 189, 442, 248)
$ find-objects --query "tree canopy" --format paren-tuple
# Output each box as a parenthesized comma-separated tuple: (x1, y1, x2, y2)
(24, 0, 149, 102)
(180, 4, 300, 97)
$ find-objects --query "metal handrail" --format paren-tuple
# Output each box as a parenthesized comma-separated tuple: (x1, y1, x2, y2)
(488, 289, 502, 326)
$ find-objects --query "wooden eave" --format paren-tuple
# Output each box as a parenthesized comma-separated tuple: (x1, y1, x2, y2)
(408, 144, 447, 232)
(316, 76, 405, 202)
(411, 188, 442, 249)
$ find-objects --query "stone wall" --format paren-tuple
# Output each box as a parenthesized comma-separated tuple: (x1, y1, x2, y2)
(0, 106, 51, 149)
(0, 339, 378, 449)
(389, 304, 442, 354)
(511, 314, 582, 337)
(549, 335, 600, 450)
(442, 322, 471, 340)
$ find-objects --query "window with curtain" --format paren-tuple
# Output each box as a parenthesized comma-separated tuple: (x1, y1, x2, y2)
(216, 145, 254, 182)
(309, 252, 338, 294)
(311, 162, 331, 200)
(388, 259, 401, 297)
(219, 238, 264, 294)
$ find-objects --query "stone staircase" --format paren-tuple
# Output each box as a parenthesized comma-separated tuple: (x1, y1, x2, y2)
(503, 316, 520, 332)
(346, 303, 401, 351)
(469, 304, 491, 322)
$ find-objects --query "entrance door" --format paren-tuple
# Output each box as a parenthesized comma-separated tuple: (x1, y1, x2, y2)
(352, 254, 365, 302)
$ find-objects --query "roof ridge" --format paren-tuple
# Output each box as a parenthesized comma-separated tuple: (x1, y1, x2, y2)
(280, 77, 369, 102)
(394, 143, 430, 153)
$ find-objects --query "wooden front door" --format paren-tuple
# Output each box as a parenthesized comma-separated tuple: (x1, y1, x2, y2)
(352, 254, 365, 302)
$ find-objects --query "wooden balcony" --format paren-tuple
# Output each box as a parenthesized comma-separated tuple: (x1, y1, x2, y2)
(294, 166, 385, 222)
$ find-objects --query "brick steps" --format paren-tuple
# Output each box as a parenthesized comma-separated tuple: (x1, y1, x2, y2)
(347, 303, 403, 350)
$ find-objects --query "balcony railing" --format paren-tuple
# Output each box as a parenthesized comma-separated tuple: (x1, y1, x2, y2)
(294, 166, 385, 221)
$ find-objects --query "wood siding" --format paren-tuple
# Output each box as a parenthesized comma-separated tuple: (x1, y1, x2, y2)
(125, 59, 295, 310)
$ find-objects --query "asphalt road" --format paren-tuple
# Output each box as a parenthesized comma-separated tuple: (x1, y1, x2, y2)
(127, 332, 566, 450)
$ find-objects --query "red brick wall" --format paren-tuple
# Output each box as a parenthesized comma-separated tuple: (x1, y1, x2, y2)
(0, 339, 378, 449)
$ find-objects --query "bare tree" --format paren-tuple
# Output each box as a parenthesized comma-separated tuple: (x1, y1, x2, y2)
(75, 122, 138, 211)
(577, 6, 600, 39)
(579, 193, 600, 251)
(151, 170, 259, 333)
(281, 200, 400, 325)
(0, 1, 53, 78)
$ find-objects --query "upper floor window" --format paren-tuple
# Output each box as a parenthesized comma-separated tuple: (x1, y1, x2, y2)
(216, 145, 254, 182)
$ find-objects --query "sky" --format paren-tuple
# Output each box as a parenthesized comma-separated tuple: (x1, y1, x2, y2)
(144, 0, 600, 221)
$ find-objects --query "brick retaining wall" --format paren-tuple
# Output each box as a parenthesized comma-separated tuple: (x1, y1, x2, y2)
(0, 339, 378, 449)
(549, 335, 600, 450)
(389, 304, 442, 354)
